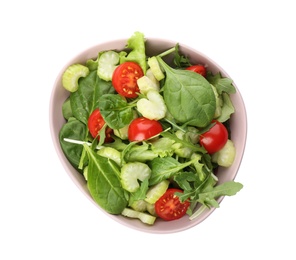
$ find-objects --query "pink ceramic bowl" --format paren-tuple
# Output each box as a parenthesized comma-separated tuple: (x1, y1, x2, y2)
(49, 37, 247, 234)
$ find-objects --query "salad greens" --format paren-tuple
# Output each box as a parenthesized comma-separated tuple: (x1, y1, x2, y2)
(59, 31, 243, 225)
(158, 57, 216, 127)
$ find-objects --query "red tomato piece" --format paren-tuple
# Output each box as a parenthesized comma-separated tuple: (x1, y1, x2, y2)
(199, 120, 228, 154)
(155, 188, 190, 221)
(88, 109, 113, 142)
(112, 61, 144, 98)
(186, 65, 207, 77)
(128, 117, 163, 142)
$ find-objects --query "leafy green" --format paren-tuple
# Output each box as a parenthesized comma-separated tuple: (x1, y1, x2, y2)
(160, 131, 206, 153)
(158, 57, 216, 127)
(216, 93, 235, 123)
(172, 43, 191, 68)
(207, 71, 236, 94)
(84, 145, 128, 214)
(150, 137, 175, 158)
(197, 181, 243, 208)
(119, 31, 147, 73)
(149, 156, 199, 186)
(62, 97, 73, 120)
(124, 143, 158, 163)
(98, 94, 135, 129)
(70, 70, 115, 124)
(128, 178, 149, 206)
(59, 117, 87, 170)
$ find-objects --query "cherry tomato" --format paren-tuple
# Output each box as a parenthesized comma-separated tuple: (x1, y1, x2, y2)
(88, 109, 113, 142)
(112, 61, 144, 98)
(128, 117, 163, 142)
(155, 188, 190, 221)
(199, 120, 228, 154)
(186, 65, 207, 77)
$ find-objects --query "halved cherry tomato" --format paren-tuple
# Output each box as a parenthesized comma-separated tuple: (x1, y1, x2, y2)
(199, 120, 228, 154)
(186, 64, 207, 77)
(112, 61, 144, 98)
(88, 109, 113, 142)
(155, 188, 190, 221)
(128, 117, 163, 142)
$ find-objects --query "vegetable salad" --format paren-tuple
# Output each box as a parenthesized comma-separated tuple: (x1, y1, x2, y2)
(59, 31, 243, 225)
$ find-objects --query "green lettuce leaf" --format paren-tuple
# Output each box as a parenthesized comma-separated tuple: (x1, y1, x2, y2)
(119, 31, 147, 73)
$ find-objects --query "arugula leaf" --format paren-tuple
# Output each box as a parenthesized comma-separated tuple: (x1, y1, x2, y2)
(173, 43, 191, 68)
(207, 72, 236, 95)
(160, 131, 206, 153)
(197, 181, 243, 208)
(149, 156, 199, 186)
(128, 178, 149, 206)
(119, 31, 147, 73)
(216, 93, 235, 123)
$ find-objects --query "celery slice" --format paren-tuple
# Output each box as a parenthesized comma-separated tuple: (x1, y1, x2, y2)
(62, 64, 89, 92)
(147, 56, 165, 81)
(97, 147, 121, 166)
(212, 140, 236, 167)
(130, 199, 147, 212)
(97, 50, 119, 81)
(120, 162, 151, 192)
(137, 75, 159, 94)
(145, 180, 169, 204)
(121, 208, 156, 225)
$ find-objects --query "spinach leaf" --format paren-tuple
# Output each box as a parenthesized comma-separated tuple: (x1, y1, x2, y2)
(59, 117, 87, 170)
(83, 145, 128, 214)
(70, 70, 115, 124)
(157, 57, 216, 127)
(98, 94, 134, 129)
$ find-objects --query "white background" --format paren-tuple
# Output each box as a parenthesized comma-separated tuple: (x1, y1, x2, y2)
(1, 0, 295, 259)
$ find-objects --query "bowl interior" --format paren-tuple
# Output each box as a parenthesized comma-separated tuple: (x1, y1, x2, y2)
(49, 38, 247, 234)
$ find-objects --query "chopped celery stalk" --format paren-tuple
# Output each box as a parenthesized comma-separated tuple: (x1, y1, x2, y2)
(130, 199, 147, 212)
(113, 126, 129, 140)
(146, 68, 160, 88)
(137, 75, 160, 95)
(121, 208, 156, 225)
(97, 50, 119, 81)
(97, 147, 122, 166)
(146, 202, 157, 216)
(120, 162, 151, 192)
(212, 139, 236, 167)
(137, 89, 167, 120)
(147, 56, 165, 81)
(62, 64, 89, 92)
(145, 180, 169, 204)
